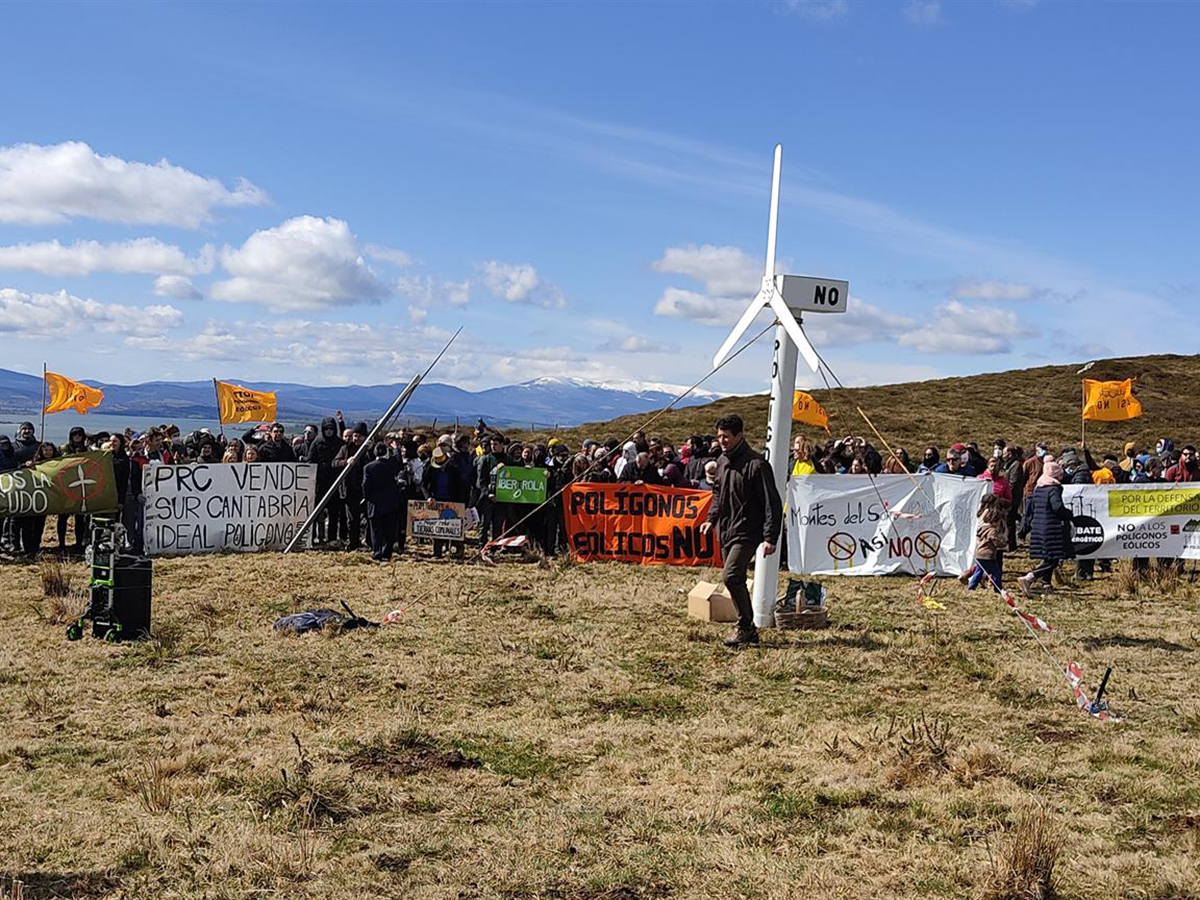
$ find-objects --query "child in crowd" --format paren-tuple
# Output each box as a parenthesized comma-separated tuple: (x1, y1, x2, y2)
(965, 492, 1008, 591)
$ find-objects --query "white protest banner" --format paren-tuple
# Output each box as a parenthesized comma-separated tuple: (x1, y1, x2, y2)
(144, 463, 316, 556)
(407, 499, 466, 541)
(787, 473, 987, 576)
(1063, 483, 1200, 559)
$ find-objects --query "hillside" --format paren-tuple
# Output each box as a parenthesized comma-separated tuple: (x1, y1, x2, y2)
(0, 369, 718, 428)
(520, 354, 1198, 456)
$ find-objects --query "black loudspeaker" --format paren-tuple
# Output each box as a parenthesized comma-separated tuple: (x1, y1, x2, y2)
(89, 555, 152, 642)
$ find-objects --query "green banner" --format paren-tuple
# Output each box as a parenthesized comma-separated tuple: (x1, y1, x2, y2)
(0, 451, 119, 516)
(495, 466, 548, 504)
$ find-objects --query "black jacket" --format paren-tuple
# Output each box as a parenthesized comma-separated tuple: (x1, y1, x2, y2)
(706, 438, 782, 548)
(1028, 484, 1075, 561)
(362, 457, 401, 517)
(305, 417, 344, 489)
(256, 439, 296, 464)
(620, 463, 664, 485)
(333, 443, 366, 499)
(13, 436, 39, 466)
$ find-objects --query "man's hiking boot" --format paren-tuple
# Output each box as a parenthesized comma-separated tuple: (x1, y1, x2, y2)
(723, 628, 760, 648)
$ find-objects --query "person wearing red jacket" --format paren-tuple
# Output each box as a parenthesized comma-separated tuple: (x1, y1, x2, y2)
(1164, 446, 1198, 482)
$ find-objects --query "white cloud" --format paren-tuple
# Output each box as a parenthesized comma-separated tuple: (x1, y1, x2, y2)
(397, 275, 470, 309)
(897, 299, 1035, 355)
(153, 275, 202, 300)
(364, 243, 415, 267)
(652, 244, 761, 299)
(125, 317, 451, 374)
(0, 287, 182, 337)
(0, 141, 264, 227)
(0, 238, 212, 278)
(598, 334, 678, 354)
(803, 299, 918, 347)
(478, 260, 566, 309)
(210, 216, 390, 311)
(904, 0, 941, 24)
(653, 287, 744, 327)
(784, 0, 849, 20)
(952, 281, 1040, 302)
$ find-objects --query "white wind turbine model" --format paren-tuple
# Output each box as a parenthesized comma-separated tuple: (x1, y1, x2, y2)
(713, 144, 849, 627)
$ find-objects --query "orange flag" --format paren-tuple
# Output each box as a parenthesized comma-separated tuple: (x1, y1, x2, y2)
(792, 390, 830, 432)
(44, 371, 104, 415)
(215, 380, 277, 424)
(1082, 378, 1142, 422)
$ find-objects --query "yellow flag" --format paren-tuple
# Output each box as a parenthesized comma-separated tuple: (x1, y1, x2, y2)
(215, 380, 277, 424)
(792, 390, 830, 432)
(44, 371, 104, 415)
(1082, 378, 1142, 422)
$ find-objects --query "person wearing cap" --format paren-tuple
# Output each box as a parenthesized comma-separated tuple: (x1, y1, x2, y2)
(332, 423, 369, 551)
(422, 444, 464, 560)
(932, 447, 965, 476)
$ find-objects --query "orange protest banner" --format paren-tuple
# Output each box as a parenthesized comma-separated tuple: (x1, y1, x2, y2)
(215, 380, 277, 425)
(564, 483, 722, 566)
(1082, 378, 1142, 422)
(44, 371, 104, 415)
(792, 390, 830, 432)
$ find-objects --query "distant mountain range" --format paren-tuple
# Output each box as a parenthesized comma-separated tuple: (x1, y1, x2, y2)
(0, 369, 724, 427)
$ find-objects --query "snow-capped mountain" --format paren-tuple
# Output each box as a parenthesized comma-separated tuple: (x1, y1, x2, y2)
(0, 368, 727, 427)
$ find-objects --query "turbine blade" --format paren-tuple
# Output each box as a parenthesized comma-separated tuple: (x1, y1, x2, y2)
(768, 292, 821, 372)
(712, 290, 769, 367)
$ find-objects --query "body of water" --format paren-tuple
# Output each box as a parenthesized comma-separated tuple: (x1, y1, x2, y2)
(1, 412, 223, 445)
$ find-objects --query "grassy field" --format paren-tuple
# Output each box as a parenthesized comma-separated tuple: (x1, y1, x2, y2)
(2, 543, 1199, 899)
(517, 353, 1199, 455)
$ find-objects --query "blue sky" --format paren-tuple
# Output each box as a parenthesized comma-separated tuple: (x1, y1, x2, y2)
(0, 0, 1196, 397)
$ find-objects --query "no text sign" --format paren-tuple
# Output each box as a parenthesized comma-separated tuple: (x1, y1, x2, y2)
(777, 275, 849, 314)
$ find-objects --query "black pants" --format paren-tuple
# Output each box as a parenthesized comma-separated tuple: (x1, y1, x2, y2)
(57, 514, 89, 549)
(16, 517, 45, 558)
(1031, 558, 1059, 584)
(721, 542, 756, 632)
(369, 512, 396, 560)
(476, 497, 492, 544)
(344, 495, 362, 550)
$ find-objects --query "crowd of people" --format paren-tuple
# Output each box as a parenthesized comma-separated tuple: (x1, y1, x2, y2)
(1, 412, 1197, 583)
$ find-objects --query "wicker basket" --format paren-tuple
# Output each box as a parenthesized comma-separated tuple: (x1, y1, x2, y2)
(775, 606, 829, 630)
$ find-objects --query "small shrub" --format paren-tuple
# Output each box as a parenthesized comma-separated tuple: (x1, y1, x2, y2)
(984, 806, 1063, 900)
(39, 560, 73, 598)
(133, 760, 173, 814)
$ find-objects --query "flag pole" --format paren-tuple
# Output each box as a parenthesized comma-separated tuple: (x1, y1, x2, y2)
(40, 363, 48, 443)
(213, 379, 226, 439)
(284, 327, 462, 554)
(1080, 379, 1086, 447)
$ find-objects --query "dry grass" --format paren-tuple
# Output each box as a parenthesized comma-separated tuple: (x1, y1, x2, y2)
(1, 544, 1198, 899)
(38, 560, 72, 598)
(984, 806, 1063, 900)
(516, 353, 1198, 455)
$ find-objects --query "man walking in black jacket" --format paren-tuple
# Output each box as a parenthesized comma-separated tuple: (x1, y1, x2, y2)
(700, 414, 783, 647)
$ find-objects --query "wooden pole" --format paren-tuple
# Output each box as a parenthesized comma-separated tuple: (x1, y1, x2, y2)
(39, 363, 47, 443)
(1080, 379, 1086, 448)
(213, 378, 226, 439)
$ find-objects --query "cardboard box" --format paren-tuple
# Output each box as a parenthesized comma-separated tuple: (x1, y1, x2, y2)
(686, 579, 750, 623)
